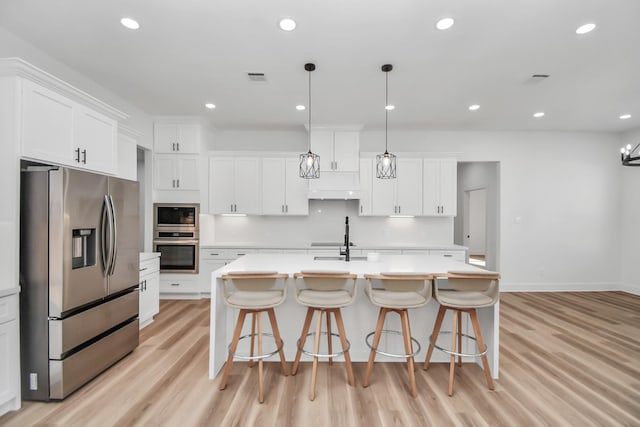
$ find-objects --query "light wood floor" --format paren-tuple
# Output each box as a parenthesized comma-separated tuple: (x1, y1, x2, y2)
(2, 292, 639, 426)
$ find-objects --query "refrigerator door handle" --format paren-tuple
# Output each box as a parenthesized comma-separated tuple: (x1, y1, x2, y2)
(107, 195, 118, 276)
(101, 195, 112, 277)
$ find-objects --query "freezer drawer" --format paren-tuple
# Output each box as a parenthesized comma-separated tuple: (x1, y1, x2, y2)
(49, 318, 139, 399)
(49, 291, 139, 359)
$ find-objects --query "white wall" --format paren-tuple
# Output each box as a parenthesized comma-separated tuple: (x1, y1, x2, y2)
(620, 129, 640, 295)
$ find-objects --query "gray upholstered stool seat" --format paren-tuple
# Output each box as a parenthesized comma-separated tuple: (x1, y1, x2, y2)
(423, 270, 500, 396)
(291, 270, 357, 401)
(363, 273, 433, 398)
(218, 271, 289, 403)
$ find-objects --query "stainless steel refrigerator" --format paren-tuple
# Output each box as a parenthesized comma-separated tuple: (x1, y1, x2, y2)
(20, 165, 140, 400)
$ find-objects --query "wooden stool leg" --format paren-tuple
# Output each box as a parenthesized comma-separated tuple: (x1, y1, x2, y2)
(448, 309, 458, 396)
(469, 309, 495, 390)
(364, 307, 387, 387)
(457, 310, 463, 368)
(310, 309, 323, 401)
(400, 309, 417, 398)
(424, 305, 447, 370)
(257, 312, 264, 403)
(333, 308, 355, 387)
(292, 308, 314, 376)
(249, 312, 257, 368)
(327, 312, 333, 365)
(266, 308, 289, 376)
(219, 309, 247, 390)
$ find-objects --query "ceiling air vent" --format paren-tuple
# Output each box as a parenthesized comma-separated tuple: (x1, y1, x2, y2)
(247, 72, 267, 83)
(525, 74, 550, 84)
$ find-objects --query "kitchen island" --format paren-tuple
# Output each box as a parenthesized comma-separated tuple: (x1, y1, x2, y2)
(208, 253, 499, 380)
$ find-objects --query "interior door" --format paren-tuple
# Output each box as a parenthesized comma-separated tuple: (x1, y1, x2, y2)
(52, 169, 108, 317)
(107, 177, 140, 295)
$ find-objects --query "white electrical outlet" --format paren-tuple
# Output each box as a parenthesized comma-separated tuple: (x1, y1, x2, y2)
(29, 373, 38, 390)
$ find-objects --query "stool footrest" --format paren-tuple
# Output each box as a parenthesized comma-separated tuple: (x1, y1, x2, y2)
(430, 331, 487, 358)
(365, 329, 421, 358)
(298, 332, 350, 358)
(228, 333, 283, 361)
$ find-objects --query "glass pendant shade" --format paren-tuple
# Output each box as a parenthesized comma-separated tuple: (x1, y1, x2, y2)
(300, 150, 320, 178)
(376, 150, 397, 179)
(299, 63, 320, 178)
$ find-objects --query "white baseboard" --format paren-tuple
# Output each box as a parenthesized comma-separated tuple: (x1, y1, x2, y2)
(620, 282, 640, 296)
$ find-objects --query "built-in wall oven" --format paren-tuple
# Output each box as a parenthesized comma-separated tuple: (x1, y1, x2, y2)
(153, 204, 199, 273)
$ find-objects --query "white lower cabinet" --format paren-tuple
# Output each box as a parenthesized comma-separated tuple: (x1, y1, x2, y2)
(199, 249, 256, 295)
(139, 256, 160, 329)
(160, 275, 199, 297)
(0, 294, 19, 416)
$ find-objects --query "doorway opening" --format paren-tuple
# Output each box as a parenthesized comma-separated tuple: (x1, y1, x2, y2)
(465, 188, 487, 267)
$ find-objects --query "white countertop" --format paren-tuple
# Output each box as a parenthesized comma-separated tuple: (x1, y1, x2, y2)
(201, 243, 467, 251)
(212, 253, 481, 278)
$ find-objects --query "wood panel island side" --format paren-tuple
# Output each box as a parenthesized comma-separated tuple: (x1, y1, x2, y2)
(208, 253, 499, 379)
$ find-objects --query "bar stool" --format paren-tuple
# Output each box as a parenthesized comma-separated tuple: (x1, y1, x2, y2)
(291, 270, 357, 401)
(362, 273, 432, 398)
(218, 271, 289, 403)
(423, 270, 500, 396)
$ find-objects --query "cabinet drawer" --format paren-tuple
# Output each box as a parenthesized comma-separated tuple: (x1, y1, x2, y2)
(139, 258, 160, 276)
(200, 249, 255, 260)
(160, 278, 198, 293)
(429, 250, 466, 262)
(0, 294, 17, 324)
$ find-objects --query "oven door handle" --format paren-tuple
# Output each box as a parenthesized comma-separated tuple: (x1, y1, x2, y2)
(153, 240, 200, 245)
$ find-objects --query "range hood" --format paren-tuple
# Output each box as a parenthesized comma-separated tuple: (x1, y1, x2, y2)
(307, 172, 361, 199)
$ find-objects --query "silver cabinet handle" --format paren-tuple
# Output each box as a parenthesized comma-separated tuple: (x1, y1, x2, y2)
(176, 142, 180, 151)
(210, 253, 219, 256)
(172, 143, 175, 151)
(139, 267, 148, 272)
(176, 179, 180, 188)
(285, 205, 288, 213)
(360, 205, 363, 213)
(170, 283, 180, 286)
(75, 147, 81, 163)
(82, 149, 87, 164)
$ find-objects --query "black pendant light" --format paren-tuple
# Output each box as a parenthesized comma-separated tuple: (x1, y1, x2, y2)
(299, 63, 320, 179)
(376, 64, 397, 179)
(620, 143, 640, 166)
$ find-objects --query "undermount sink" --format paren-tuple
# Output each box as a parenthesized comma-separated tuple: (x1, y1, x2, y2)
(313, 256, 368, 261)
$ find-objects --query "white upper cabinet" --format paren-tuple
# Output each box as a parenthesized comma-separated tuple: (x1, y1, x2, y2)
(209, 157, 261, 214)
(371, 158, 422, 216)
(154, 123, 200, 153)
(311, 129, 359, 172)
(21, 79, 118, 174)
(423, 159, 457, 216)
(154, 155, 199, 190)
(261, 157, 308, 215)
(117, 133, 138, 181)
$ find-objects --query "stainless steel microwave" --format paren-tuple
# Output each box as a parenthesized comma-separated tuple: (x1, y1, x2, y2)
(153, 203, 199, 231)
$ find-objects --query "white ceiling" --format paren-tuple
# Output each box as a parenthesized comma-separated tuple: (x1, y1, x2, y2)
(0, 0, 639, 133)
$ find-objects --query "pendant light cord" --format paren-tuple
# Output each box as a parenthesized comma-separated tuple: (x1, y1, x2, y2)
(385, 70, 389, 153)
(308, 68, 312, 152)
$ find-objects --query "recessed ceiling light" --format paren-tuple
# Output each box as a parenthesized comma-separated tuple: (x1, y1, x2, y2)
(296, 105, 306, 111)
(436, 18, 455, 30)
(533, 112, 545, 118)
(469, 104, 480, 111)
(205, 103, 216, 109)
(619, 114, 632, 120)
(120, 18, 140, 30)
(385, 105, 395, 111)
(576, 23, 596, 34)
(279, 18, 296, 31)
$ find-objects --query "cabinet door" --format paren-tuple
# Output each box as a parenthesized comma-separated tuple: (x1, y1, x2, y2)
(199, 260, 228, 293)
(310, 129, 334, 169)
(155, 156, 177, 190)
(285, 158, 309, 215)
(0, 319, 18, 408)
(118, 134, 137, 181)
(159, 276, 198, 294)
(209, 157, 235, 214)
(333, 131, 359, 172)
(176, 124, 200, 153)
(396, 159, 423, 216)
(284, 158, 309, 215)
(176, 156, 199, 190)
(371, 174, 397, 215)
(439, 159, 457, 216)
(261, 158, 286, 215)
(75, 104, 117, 174)
(234, 158, 261, 214)
(359, 158, 373, 216)
(154, 124, 179, 153)
(422, 159, 440, 215)
(21, 79, 75, 166)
